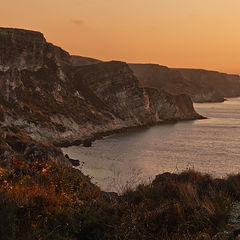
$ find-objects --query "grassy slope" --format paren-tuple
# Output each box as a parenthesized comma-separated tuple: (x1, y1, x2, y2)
(0, 158, 240, 240)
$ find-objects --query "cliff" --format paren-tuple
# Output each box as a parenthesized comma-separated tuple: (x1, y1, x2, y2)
(129, 64, 240, 103)
(0, 28, 201, 148)
(175, 68, 240, 102)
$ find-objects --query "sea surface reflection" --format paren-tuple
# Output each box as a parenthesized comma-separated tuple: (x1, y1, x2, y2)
(62, 98, 240, 192)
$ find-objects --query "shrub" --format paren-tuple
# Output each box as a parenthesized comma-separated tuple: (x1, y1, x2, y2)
(0, 160, 239, 240)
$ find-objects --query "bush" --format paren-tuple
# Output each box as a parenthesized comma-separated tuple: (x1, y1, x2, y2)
(0, 160, 240, 240)
(0, 159, 111, 240)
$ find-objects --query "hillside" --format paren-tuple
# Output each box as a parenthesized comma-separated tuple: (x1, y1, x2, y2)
(129, 64, 240, 102)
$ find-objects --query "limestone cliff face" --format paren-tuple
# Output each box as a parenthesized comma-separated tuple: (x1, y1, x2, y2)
(0, 28, 201, 146)
(129, 64, 240, 103)
(145, 88, 198, 120)
(72, 62, 154, 125)
(0, 28, 46, 71)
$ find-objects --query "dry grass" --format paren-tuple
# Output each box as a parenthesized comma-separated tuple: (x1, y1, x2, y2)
(114, 170, 233, 240)
(0, 161, 240, 240)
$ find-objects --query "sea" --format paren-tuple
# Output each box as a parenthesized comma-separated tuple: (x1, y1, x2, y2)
(62, 98, 240, 192)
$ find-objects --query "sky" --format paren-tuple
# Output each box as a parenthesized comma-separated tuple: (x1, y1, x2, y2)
(1, 0, 240, 74)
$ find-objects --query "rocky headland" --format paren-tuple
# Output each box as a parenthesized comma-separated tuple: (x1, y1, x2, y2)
(129, 64, 240, 103)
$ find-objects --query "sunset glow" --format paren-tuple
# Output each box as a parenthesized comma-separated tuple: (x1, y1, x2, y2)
(2, 0, 240, 73)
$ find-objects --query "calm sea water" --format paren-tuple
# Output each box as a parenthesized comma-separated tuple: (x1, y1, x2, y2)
(62, 98, 240, 192)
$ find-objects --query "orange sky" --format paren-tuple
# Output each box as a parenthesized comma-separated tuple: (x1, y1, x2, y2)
(1, 0, 240, 74)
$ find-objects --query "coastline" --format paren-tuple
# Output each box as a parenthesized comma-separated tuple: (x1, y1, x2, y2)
(56, 115, 206, 148)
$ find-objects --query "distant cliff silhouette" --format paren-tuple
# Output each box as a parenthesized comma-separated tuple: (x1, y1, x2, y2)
(129, 64, 240, 103)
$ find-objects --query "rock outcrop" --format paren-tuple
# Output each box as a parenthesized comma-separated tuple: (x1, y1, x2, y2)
(129, 64, 240, 103)
(0, 27, 202, 148)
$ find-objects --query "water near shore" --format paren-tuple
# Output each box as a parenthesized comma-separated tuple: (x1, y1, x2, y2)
(62, 98, 240, 192)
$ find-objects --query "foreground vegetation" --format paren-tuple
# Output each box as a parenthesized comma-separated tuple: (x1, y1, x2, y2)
(0, 158, 239, 239)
